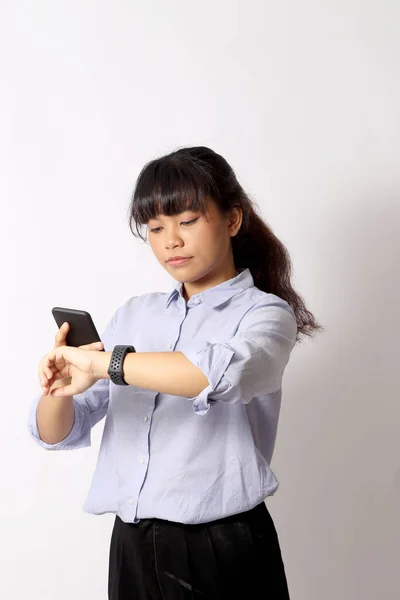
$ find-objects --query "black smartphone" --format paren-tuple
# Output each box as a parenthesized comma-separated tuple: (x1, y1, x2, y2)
(51, 307, 105, 351)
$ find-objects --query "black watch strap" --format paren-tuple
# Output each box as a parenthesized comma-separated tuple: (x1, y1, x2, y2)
(107, 345, 136, 386)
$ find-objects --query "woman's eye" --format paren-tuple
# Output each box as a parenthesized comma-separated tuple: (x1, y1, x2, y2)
(149, 218, 198, 234)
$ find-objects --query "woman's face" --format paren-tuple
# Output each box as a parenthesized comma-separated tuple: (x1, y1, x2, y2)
(146, 197, 242, 286)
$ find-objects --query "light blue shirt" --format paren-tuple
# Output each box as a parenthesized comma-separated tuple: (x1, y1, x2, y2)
(28, 268, 297, 524)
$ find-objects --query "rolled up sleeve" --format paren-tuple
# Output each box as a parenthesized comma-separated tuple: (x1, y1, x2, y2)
(180, 298, 297, 415)
(27, 307, 119, 450)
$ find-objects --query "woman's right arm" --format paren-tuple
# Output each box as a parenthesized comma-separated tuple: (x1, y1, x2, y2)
(35, 322, 103, 445)
(29, 303, 122, 450)
(36, 376, 74, 445)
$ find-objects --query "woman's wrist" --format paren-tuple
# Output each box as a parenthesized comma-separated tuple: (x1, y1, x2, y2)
(93, 351, 112, 380)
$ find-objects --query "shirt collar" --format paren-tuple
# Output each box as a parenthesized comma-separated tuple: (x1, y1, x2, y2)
(165, 267, 254, 309)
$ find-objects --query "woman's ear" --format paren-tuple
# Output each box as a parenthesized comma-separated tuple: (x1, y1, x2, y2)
(228, 206, 243, 237)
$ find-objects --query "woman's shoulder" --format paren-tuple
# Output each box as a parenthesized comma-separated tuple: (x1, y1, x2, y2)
(246, 286, 296, 321)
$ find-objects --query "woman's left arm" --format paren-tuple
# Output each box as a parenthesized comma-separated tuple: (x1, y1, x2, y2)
(94, 298, 297, 407)
(94, 350, 209, 397)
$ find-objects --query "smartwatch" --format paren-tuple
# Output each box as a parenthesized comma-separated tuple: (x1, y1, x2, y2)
(107, 344, 136, 386)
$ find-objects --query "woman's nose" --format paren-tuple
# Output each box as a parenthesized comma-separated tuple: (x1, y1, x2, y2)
(166, 240, 183, 249)
(165, 233, 184, 249)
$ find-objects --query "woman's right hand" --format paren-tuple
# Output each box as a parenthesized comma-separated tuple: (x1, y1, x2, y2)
(40, 322, 104, 393)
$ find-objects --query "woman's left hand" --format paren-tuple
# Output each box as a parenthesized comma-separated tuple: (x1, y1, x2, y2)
(39, 344, 106, 397)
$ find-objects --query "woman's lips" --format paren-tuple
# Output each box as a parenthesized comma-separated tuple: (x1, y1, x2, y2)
(167, 257, 192, 266)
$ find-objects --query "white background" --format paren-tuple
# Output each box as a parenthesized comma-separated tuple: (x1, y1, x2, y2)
(1, 1, 399, 598)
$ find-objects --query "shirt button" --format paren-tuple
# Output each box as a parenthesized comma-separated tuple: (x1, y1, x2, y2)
(168, 344, 173, 349)
(143, 416, 148, 423)
(140, 457, 145, 464)
(128, 498, 133, 505)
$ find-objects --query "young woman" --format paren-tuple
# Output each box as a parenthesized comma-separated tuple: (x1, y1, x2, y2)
(30, 146, 322, 599)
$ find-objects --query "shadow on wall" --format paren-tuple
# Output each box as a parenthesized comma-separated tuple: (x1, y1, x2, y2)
(270, 189, 399, 600)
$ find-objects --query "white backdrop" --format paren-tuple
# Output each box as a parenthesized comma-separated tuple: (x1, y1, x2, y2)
(1, 1, 399, 599)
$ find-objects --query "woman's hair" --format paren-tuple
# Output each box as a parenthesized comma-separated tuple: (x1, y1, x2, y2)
(128, 146, 323, 342)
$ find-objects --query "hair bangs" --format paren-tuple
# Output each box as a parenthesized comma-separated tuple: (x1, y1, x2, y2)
(129, 156, 217, 240)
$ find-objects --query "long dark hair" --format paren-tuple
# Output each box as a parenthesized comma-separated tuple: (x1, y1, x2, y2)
(127, 146, 323, 342)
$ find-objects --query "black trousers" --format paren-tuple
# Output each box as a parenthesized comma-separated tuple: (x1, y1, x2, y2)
(108, 502, 290, 599)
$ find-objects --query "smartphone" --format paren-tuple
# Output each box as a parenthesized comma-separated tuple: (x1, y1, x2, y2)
(51, 307, 105, 351)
